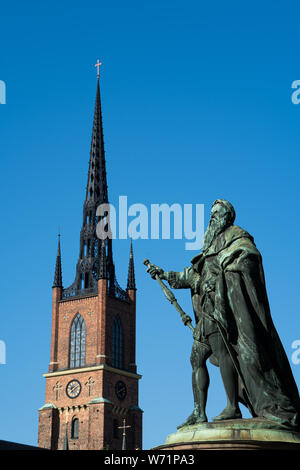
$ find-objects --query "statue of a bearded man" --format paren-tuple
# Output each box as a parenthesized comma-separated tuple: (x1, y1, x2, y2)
(147, 199, 300, 429)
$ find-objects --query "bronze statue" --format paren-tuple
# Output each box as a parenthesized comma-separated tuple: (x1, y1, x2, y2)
(145, 199, 300, 429)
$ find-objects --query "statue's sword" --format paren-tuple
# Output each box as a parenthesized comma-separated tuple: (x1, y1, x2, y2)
(143, 258, 256, 417)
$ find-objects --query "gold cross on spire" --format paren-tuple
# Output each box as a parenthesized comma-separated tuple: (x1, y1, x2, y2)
(118, 419, 131, 450)
(95, 59, 102, 78)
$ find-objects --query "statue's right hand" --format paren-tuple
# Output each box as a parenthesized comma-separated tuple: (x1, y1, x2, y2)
(146, 264, 164, 279)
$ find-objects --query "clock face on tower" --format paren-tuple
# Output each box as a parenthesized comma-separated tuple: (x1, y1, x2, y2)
(66, 379, 81, 399)
(115, 380, 127, 400)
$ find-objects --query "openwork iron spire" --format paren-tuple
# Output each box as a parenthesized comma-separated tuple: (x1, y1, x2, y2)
(85, 75, 108, 205)
(62, 70, 128, 301)
(127, 240, 136, 290)
(53, 234, 63, 288)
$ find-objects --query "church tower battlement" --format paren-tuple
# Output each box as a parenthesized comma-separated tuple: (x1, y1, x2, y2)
(38, 68, 142, 451)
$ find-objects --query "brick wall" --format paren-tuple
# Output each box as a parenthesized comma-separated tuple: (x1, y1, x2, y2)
(38, 282, 142, 450)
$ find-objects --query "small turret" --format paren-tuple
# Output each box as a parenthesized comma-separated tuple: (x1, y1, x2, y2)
(127, 240, 136, 291)
(53, 234, 63, 288)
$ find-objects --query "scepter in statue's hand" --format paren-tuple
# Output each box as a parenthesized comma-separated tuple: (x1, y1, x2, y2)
(143, 259, 194, 332)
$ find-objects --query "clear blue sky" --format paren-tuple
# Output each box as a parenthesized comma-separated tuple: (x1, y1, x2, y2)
(1, 0, 300, 450)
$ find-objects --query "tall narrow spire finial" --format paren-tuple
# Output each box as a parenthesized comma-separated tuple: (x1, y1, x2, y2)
(53, 232, 63, 288)
(95, 59, 102, 78)
(127, 239, 136, 290)
(62, 70, 127, 300)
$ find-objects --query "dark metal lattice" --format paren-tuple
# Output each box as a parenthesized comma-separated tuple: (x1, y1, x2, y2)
(61, 76, 128, 302)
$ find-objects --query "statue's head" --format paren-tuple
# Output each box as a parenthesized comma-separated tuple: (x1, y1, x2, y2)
(202, 199, 235, 251)
(211, 199, 236, 226)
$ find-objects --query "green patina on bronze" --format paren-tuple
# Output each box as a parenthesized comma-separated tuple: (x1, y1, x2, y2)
(145, 199, 300, 431)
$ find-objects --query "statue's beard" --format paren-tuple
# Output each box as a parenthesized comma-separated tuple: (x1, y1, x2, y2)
(202, 218, 228, 252)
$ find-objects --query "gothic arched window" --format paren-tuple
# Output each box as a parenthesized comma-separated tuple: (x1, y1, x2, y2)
(71, 417, 79, 439)
(70, 313, 86, 368)
(112, 316, 123, 369)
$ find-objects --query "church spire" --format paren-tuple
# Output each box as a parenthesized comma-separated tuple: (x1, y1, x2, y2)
(62, 66, 125, 299)
(85, 74, 108, 205)
(53, 233, 63, 288)
(127, 240, 136, 290)
(77, 72, 112, 291)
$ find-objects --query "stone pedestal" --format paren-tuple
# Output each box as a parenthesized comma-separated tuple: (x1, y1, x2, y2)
(155, 418, 300, 450)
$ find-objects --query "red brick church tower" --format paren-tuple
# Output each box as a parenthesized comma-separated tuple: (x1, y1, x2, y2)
(38, 71, 143, 450)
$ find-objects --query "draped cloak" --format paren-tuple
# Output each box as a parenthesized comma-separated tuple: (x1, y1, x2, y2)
(168, 225, 300, 428)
